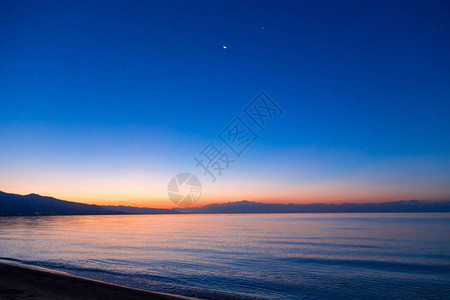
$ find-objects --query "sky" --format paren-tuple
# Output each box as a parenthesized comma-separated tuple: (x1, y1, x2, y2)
(1, 0, 449, 208)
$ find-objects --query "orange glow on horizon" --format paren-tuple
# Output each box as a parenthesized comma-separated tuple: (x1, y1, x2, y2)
(2, 185, 446, 210)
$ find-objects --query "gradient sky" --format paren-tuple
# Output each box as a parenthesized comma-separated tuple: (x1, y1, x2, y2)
(1, 0, 449, 208)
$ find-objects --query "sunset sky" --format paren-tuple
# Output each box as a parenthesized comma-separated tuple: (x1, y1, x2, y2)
(1, 0, 449, 208)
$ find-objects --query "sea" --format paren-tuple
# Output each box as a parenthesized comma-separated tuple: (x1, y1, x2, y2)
(0, 213, 449, 299)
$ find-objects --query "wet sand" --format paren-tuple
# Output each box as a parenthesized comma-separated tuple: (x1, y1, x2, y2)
(0, 261, 198, 300)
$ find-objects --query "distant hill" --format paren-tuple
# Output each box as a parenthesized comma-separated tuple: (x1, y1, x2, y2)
(1, 191, 449, 216)
(177, 200, 450, 214)
(0, 191, 177, 216)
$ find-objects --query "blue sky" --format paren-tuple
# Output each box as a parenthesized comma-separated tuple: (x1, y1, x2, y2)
(1, 0, 449, 207)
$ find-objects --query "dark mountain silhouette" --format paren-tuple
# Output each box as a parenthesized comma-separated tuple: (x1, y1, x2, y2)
(0, 191, 177, 216)
(1, 191, 449, 216)
(177, 200, 450, 214)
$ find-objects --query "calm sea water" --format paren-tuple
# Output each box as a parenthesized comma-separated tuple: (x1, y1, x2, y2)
(0, 213, 449, 299)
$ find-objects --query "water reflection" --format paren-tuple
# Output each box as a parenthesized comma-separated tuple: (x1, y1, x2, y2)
(0, 213, 449, 299)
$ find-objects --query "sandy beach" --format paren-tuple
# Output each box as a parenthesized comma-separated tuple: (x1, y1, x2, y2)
(0, 261, 197, 300)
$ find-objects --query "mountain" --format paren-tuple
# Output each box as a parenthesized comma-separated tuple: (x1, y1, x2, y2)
(0, 191, 177, 216)
(1, 191, 449, 216)
(177, 200, 450, 214)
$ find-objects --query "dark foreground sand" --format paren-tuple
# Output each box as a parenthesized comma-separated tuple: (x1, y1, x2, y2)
(0, 261, 198, 300)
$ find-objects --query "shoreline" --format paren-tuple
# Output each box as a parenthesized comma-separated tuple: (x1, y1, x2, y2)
(1, 212, 450, 218)
(0, 260, 199, 300)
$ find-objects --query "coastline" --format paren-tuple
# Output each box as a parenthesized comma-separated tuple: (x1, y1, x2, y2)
(0, 260, 198, 300)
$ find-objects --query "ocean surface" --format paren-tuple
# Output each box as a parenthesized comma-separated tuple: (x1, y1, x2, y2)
(0, 213, 449, 299)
